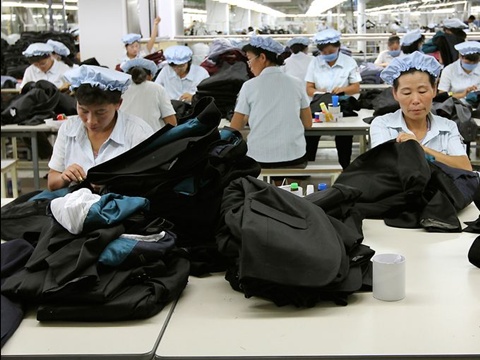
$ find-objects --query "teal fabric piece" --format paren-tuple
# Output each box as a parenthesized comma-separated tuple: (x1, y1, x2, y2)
(98, 238, 136, 266)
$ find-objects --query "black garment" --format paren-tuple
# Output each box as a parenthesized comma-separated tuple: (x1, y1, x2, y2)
(334, 140, 479, 231)
(216, 176, 374, 307)
(1, 239, 34, 348)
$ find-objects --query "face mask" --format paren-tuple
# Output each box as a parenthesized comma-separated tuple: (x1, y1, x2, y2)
(320, 51, 338, 62)
(461, 61, 478, 72)
(388, 50, 401, 57)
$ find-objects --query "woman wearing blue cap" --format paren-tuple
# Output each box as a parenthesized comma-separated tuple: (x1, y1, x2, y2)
(154, 45, 209, 103)
(400, 29, 425, 55)
(305, 28, 362, 169)
(20, 42, 71, 89)
(118, 16, 161, 65)
(230, 36, 312, 168)
(120, 58, 177, 131)
(47, 65, 154, 191)
(47, 39, 77, 68)
(438, 41, 480, 101)
(282, 37, 313, 82)
(370, 51, 472, 171)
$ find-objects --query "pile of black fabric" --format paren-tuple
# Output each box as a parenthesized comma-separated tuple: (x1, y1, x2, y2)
(193, 61, 251, 119)
(1, 80, 77, 125)
(216, 176, 375, 307)
(334, 140, 480, 232)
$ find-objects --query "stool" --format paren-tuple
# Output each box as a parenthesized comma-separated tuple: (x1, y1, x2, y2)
(1, 159, 19, 198)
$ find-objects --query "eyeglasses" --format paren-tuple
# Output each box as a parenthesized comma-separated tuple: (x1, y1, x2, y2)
(247, 55, 259, 66)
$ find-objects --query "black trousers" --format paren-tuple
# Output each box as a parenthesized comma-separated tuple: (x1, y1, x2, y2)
(305, 135, 353, 169)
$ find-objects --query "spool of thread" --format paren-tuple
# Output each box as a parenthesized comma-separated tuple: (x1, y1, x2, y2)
(306, 184, 315, 196)
(318, 183, 328, 191)
(332, 95, 339, 107)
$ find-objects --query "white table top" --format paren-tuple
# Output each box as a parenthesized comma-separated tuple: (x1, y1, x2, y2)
(155, 204, 480, 359)
(1, 302, 175, 360)
(1, 123, 59, 132)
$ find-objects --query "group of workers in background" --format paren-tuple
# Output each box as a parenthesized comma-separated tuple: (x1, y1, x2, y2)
(4, 15, 480, 194)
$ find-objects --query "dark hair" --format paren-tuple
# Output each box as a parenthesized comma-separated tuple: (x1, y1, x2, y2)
(464, 53, 480, 62)
(444, 27, 467, 40)
(388, 35, 400, 46)
(289, 43, 308, 54)
(401, 35, 425, 54)
(242, 44, 284, 66)
(128, 66, 148, 84)
(59, 54, 75, 67)
(26, 54, 51, 64)
(392, 68, 437, 90)
(316, 41, 341, 52)
(74, 84, 122, 105)
(169, 59, 192, 73)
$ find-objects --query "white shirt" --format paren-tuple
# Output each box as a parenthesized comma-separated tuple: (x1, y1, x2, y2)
(154, 64, 210, 101)
(305, 52, 362, 92)
(374, 49, 402, 66)
(48, 110, 154, 174)
(234, 66, 310, 163)
(20, 59, 71, 89)
(120, 81, 176, 131)
(438, 59, 480, 98)
(118, 49, 149, 67)
(370, 109, 467, 156)
(282, 52, 313, 82)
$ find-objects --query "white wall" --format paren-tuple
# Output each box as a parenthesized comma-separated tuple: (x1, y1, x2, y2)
(77, 0, 127, 69)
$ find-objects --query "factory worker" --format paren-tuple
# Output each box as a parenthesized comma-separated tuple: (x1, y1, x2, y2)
(120, 58, 177, 131)
(374, 35, 402, 68)
(230, 36, 312, 168)
(400, 29, 425, 55)
(370, 51, 472, 171)
(118, 16, 161, 65)
(154, 45, 209, 103)
(47, 39, 77, 68)
(20, 42, 71, 89)
(438, 41, 480, 102)
(305, 28, 362, 169)
(48, 65, 154, 191)
(282, 37, 313, 81)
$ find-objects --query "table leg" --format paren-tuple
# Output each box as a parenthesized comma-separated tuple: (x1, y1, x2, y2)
(31, 132, 40, 189)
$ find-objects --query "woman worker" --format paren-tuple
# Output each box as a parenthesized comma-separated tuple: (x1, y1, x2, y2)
(229, 36, 312, 168)
(47, 65, 154, 191)
(305, 28, 362, 169)
(370, 51, 472, 171)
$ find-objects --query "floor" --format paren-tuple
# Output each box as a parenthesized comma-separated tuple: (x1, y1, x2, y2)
(4, 137, 480, 197)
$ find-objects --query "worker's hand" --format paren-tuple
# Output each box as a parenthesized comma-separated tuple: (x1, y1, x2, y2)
(62, 163, 87, 184)
(179, 93, 193, 103)
(396, 132, 418, 144)
(154, 16, 161, 25)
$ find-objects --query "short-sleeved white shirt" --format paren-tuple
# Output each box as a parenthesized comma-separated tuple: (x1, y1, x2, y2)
(20, 59, 71, 89)
(48, 110, 154, 174)
(154, 64, 210, 100)
(370, 109, 467, 156)
(438, 59, 480, 96)
(305, 52, 362, 91)
(120, 81, 176, 131)
(118, 49, 149, 67)
(234, 66, 310, 163)
(282, 52, 313, 82)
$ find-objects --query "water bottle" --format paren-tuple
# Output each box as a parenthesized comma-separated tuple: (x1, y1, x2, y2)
(290, 182, 304, 197)
(318, 183, 328, 191)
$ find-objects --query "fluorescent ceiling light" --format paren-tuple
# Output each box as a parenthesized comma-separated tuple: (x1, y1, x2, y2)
(306, 0, 346, 16)
(2, 1, 77, 10)
(213, 0, 286, 17)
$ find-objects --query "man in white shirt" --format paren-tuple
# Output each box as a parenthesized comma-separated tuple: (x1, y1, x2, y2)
(374, 35, 402, 68)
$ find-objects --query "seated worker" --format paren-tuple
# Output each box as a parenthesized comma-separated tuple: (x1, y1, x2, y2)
(154, 45, 210, 103)
(120, 58, 177, 131)
(422, 18, 468, 66)
(438, 41, 480, 102)
(400, 29, 425, 55)
(305, 28, 362, 169)
(282, 37, 313, 81)
(20, 42, 71, 89)
(370, 51, 472, 171)
(118, 16, 161, 66)
(374, 35, 402, 68)
(47, 65, 154, 191)
(229, 36, 312, 168)
(46, 39, 77, 68)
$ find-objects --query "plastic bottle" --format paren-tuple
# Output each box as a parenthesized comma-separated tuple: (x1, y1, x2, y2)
(290, 182, 304, 197)
(318, 183, 328, 191)
(305, 184, 315, 196)
(319, 102, 334, 122)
